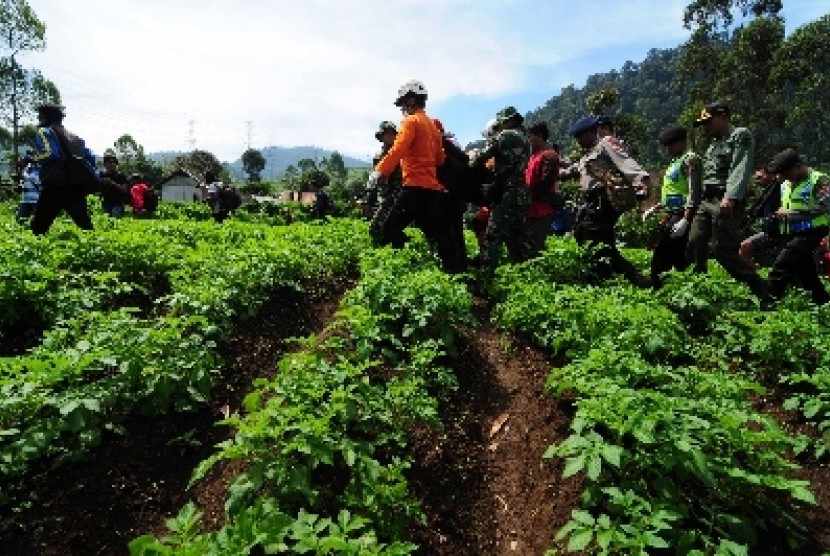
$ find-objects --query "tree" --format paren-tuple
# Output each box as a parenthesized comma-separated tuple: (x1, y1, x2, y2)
(324, 151, 348, 187)
(0, 0, 54, 165)
(682, 0, 782, 29)
(110, 134, 164, 184)
(769, 14, 830, 164)
(173, 149, 224, 182)
(679, 1, 783, 102)
(717, 16, 785, 160)
(296, 157, 317, 175)
(241, 148, 266, 183)
(113, 134, 144, 165)
(586, 87, 619, 116)
(278, 164, 298, 193)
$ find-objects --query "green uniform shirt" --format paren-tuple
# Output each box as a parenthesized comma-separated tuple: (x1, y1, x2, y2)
(473, 128, 529, 188)
(701, 125, 754, 201)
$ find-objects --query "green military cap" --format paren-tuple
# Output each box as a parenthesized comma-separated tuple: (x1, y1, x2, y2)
(496, 106, 524, 125)
(693, 101, 730, 127)
(374, 120, 397, 141)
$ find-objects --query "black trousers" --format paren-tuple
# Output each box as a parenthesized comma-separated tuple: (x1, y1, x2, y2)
(379, 186, 465, 273)
(650, 214, 691, 280)
(574, 217, 649, 286)
(768, 227, 830, 305)
(30, 186, 93, 236)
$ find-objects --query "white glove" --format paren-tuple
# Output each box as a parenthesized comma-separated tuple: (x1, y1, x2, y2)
(366, 170, 382, 189)
(641, 204, 662, 222)
(670, 217, 689, 238)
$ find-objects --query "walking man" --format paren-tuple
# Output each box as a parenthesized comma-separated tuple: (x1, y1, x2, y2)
(765, 148, 830, 305)
(568, 115, 652, 287)
(30, 102, 97, 235)
(648, 124, 701, 286)
(371, 79, 462, 273)
(686, 102, 769, 301)
(471, 106, 534, 280)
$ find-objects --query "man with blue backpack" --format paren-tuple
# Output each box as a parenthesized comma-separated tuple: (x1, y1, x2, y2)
(29, 102, 99, 235)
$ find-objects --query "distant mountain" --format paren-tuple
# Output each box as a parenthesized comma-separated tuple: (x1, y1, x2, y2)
(146, 146, 371, 179)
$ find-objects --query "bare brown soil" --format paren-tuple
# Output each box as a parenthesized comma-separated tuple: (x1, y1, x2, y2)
(407, 299, 581, 555)
(1, 282, 829, 556)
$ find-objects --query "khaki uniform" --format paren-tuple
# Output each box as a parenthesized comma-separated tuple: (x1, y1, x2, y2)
(687, 125, 768, 299)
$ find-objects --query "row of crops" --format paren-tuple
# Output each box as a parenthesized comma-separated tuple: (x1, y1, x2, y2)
(1, 202, 829, 554)
(491, 242, 830, 554)
(0, 208, 369, 500)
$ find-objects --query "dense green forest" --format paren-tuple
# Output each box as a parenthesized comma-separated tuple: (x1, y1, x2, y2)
(527, 8, 830, 170)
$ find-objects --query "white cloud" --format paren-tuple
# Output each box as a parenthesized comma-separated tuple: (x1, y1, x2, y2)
(17, 0, 825, 164)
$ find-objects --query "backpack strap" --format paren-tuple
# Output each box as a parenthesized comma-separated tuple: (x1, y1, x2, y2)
(49, 126, 70, 159)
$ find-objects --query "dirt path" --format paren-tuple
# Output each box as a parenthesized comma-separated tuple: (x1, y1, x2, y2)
(408, 299, 581, 555)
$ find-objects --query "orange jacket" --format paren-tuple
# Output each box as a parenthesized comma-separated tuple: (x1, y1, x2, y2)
(375, 108, 445, 191)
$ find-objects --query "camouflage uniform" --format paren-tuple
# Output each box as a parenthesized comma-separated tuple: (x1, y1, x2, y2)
(573, 137, 651, 286)
(472, 124, 533, 275)
(686, 124, 768, 299)
(368, 145, 403, 245)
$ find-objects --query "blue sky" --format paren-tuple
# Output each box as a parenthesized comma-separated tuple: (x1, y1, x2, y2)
(22, 0, 828, 164)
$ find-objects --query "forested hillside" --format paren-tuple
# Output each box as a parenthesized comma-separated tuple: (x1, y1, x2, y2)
(526, 12, 830, 170)
(527, 47, 689, 165)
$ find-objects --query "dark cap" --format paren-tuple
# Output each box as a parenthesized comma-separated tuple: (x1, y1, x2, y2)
(103, 153, 118, 163)
(657, 124, 687, 145)
(568, 115, 599, 136)
(36, 102, 65, 120)
(496, 106, 523, 125)
(693, 102, 730, 127)
(374, 120, 396, 141)
(767, 148, 803, 173)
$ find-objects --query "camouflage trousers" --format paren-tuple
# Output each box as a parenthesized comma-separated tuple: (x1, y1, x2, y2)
(481, 186, 534, 274)
(369, 184, 402, 246)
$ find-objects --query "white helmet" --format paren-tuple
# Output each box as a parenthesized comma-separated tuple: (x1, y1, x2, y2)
(482, 117, 499, 140)
(394, 79, 428, 106)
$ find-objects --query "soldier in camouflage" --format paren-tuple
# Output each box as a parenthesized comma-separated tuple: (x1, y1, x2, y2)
(366, 121, 403, 246)
(471, 106, 534, 280)
(566, 115, 652, 288)
(687, 102, 769, 302)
